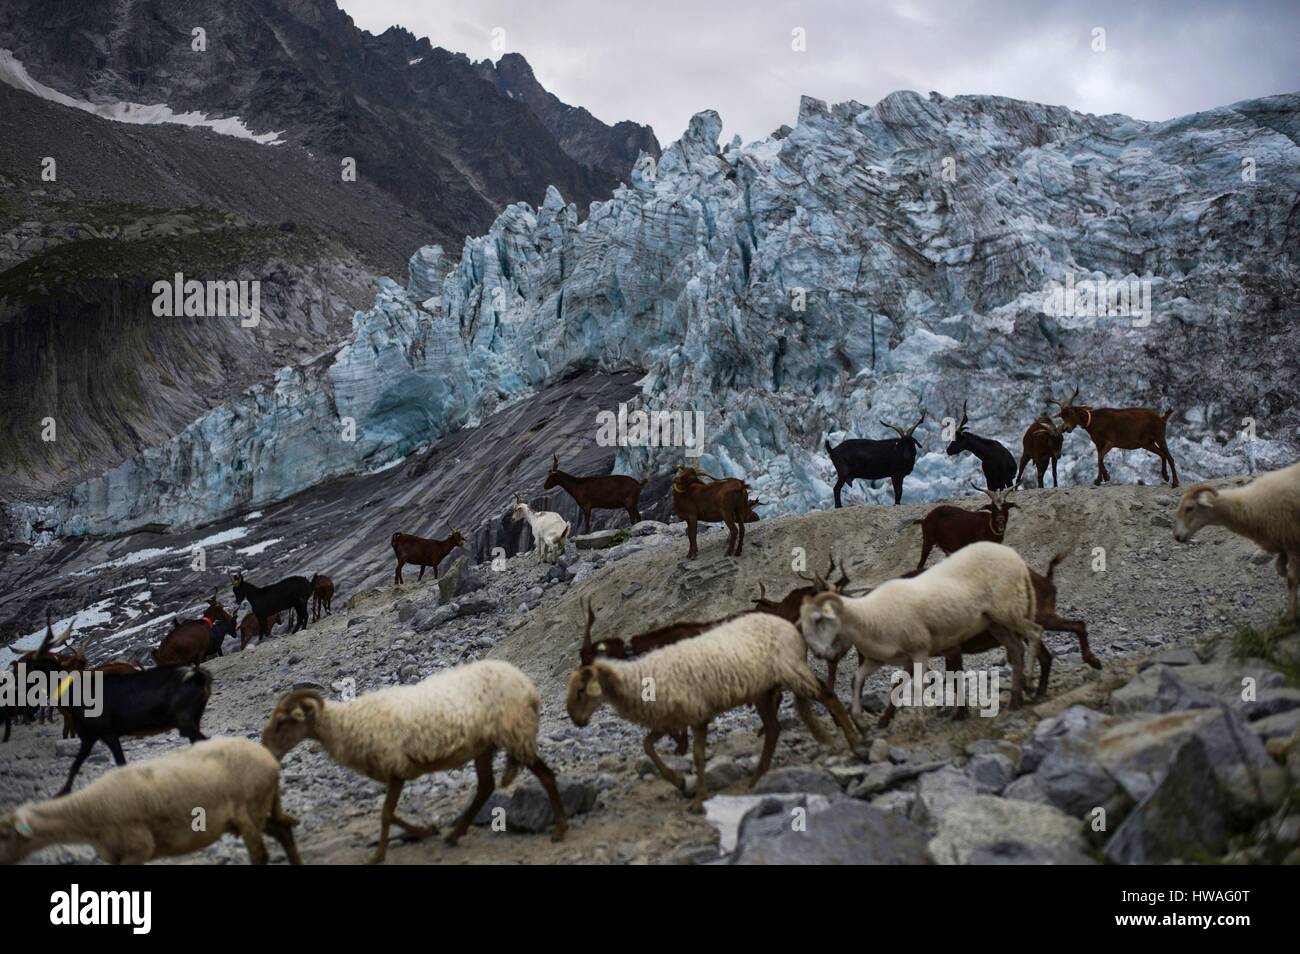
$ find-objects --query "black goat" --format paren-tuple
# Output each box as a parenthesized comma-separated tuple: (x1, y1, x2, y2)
(231, 573, 312, 642)
(946, 400, 1016, 490)
(57, 666, 212, 795)
(824, 412, 926, 506)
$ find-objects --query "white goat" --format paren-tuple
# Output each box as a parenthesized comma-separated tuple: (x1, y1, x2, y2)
(511, 495, 570, 563)
(566, 610, 861, 812)
(0, 738, 300, 865)
(262, 659, 566, 863)
(1173, 461, 1300, 620)
(799, 540, 1041, 722)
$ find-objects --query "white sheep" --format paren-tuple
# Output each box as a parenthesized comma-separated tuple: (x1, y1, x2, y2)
(799, 540, 1042, 723)
(261, 659, 566, 863)
(510, 496, 570, 563)
(0, 737, 300, 865)
(566, 611, 862, 812)
(1173, 460, 1300, 620)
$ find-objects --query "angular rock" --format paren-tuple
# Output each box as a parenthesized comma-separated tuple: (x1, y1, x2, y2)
(472, 779, 597, 833)
(1109, 664, 1216, 715)
(910, 766, 980, 827)
(751, 766, 844, 797)
(965, 753, 1015, 794)
(573, 529, 626, 550)
(929, 796, 1093, 865)
(730, 798, 931, 865)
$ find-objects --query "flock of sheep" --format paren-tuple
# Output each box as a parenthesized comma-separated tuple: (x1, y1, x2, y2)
(1, 401, 1297, 865)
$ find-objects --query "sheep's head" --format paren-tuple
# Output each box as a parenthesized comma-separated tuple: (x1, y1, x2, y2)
(262, 689, 326, 758)
(0, 813, 37, 865)
(566, 667, 607, 726)
(799, 591, 846, 659)
(1173, 484, 1219, 542)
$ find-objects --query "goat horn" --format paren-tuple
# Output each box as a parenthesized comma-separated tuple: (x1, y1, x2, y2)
(905, 411, 926, 437)
(552, 453, 559, 468)
(756, 582, 768, 600)
(957, 399, 969, 431)
(879, 420, 906, 438)
(582, 599, 595, 649)
(968, 479, 995, 501)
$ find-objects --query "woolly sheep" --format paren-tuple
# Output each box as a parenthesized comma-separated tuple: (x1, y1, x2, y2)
(799, 540, 1042, 722)
(1173, 460, 1300, 619)
(511, 497, 570, 563)
(261, 659, 566, 863)
(0, 737, 300, 865)
(566, 611, 862, 812)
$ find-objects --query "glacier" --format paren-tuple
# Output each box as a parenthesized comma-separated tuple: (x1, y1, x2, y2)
(12, 89, 1300, 539)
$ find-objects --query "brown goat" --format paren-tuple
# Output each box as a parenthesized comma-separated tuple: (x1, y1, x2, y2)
(311, 574, 335, 622)
(392, 529, 466, 585)
(152, 597, 235, 667)
(914, 483, 1018, 571)
(1051, 385, 1178, 487)
(544, 454, 644, 532)
(1017, 416, 1063, 488)
(239, 611, 283, 651)
(672, 466, 750, 559)
(877, 552, 1097, 727)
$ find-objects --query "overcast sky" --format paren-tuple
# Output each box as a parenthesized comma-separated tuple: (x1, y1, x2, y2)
(340, 0, 1299, 146)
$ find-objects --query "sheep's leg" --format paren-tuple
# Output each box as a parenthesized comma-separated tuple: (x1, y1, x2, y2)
(447, 748, 496, 846)
(642, 732, 686, 791)
(237, 813, 270, 865)
(266, 791, 302, 864)
(850, 658, 883, 721)
(371, 778, 405, 863)
(1284, 552, 1299, 621)
(525, 756, 569, 843)
(824, 655, 839, 692)
(687, 723, 710, 813)
(752, 690, 782, 784)
(671, 731, 689, 755)
(792, 693, 831, 743)
(817, 687, 863, 748)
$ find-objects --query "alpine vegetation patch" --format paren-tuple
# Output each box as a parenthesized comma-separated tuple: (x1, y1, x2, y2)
(596, 403, 705, 456)
(1041, 271, 1152, 327)
(151, 273, 261, 327)
(889, 664, 1000, 718)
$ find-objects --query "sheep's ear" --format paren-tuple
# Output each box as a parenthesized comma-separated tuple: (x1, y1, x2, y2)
(1193, 489, 1215, 506)
(585, 675, 603, 697)
(289, 704, 308, 722)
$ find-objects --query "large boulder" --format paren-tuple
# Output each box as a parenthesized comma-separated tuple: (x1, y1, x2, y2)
(728, 798, 931, 865)
(929, 796, 1094, 865)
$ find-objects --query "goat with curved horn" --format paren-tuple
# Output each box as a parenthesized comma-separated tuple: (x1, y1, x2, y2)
(945, 401, 1017, 490)
(826, 411, 926, 506)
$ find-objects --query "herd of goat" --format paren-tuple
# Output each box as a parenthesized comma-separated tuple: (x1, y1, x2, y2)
(2, 389, 1298, 865)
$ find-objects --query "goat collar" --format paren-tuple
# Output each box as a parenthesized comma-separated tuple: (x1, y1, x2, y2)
(672, 479, 686, 493)
(200, 615, 214, 629)
(989, 517, 1004, 537)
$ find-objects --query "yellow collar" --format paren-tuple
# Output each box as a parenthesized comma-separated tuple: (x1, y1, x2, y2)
(989, 516, 1003, 537)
